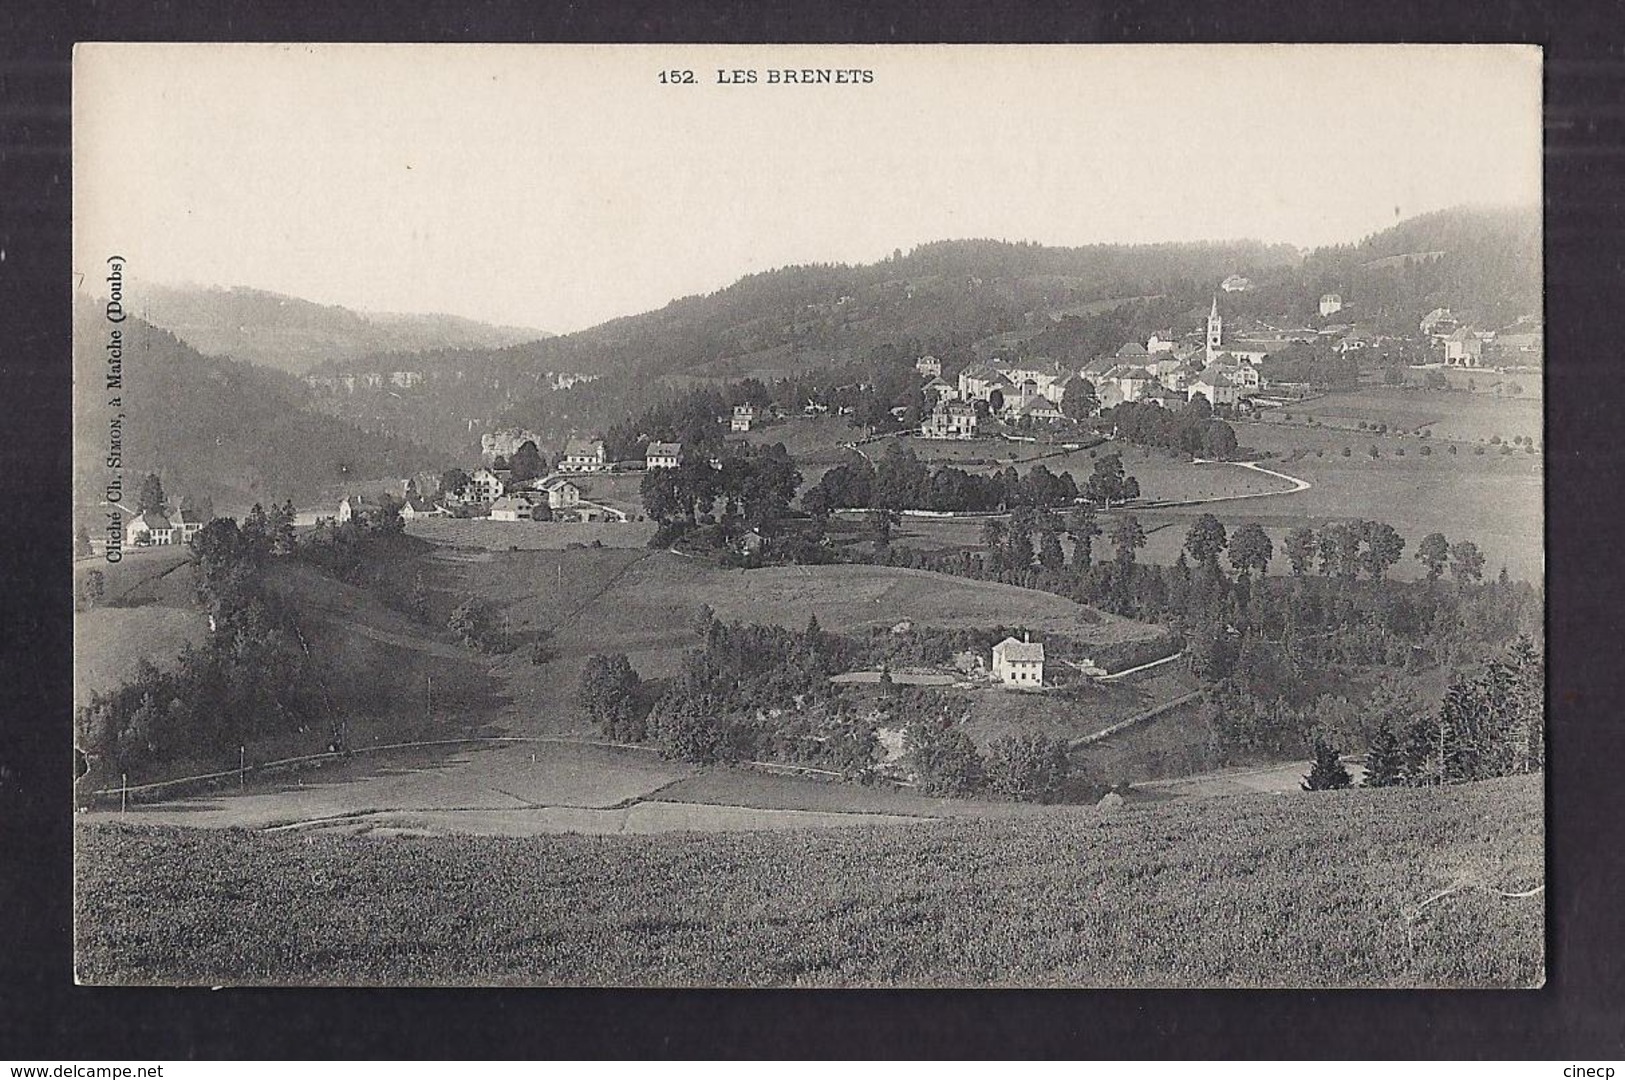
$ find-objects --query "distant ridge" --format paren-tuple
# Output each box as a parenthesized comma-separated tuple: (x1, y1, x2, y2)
(130, 282, 552, 374)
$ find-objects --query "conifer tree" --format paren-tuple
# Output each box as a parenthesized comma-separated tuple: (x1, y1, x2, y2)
(1301, 736, 1352, 790)
(1363, 722, 1405, 787)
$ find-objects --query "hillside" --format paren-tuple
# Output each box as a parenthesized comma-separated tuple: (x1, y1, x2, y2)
(72, 303, 445, 516)
(131, 282, 551, 374)
(75, 772, 1543, 987)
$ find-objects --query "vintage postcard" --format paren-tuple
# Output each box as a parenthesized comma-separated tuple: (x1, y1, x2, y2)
(72, 43, 1544, 987)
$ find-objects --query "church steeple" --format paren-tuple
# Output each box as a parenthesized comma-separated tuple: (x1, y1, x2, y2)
(1206, 294, 1223, 362)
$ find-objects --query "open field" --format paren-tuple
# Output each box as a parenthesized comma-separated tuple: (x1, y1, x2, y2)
(1266, 387, 1542, 444)
(76, 773, 1543, 986)
(406, 515, 655, 550)
(74, 605, 209, 708)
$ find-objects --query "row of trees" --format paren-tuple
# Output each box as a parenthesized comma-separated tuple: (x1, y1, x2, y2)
(639, 441, 802, 534)
(802, 445, 1141, 517)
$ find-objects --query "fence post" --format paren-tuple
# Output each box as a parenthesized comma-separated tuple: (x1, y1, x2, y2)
(240, 745, 246, 788)
(120, 773, 127, 814)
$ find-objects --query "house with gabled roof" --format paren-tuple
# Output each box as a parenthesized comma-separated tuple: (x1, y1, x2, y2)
(1442, 326, 1485, 368)
(126, 511, 177, 547)
(560, 438, 607, 473)
(646, 441, 683, 470)
(992, 635, 1044, 687)
(539, 477, 582, 509)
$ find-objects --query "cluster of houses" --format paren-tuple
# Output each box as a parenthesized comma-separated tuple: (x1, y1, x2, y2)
(918, 296, 1272, 437)
(913, 290, 1544, 440)
(123, 500, 209, 548)
(1419, 308, 1541, 369)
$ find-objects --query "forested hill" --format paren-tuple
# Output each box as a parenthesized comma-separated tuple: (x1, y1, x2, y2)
(73, 303, 444, 515)
(128, 282, 552, 374)
(1204, 205, 1541, 332)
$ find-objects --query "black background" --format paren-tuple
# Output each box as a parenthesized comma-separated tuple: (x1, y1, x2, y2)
(3, 0, 1623, 1060)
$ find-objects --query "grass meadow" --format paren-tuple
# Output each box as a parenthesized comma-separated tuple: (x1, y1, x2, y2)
(75, 772, 1543, 987)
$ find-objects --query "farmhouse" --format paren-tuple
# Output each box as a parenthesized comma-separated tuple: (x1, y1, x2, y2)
(1319, 293, 1344, 317)
(992, 636, 1044, 687)
(400, 495, 448, 521)
(560, 438, 607, 473)
(539, 477, 582, 510)
(168, 502, 205, 544)
(125, 511, 177, 547)
(1442, 326, 1485, 368)
(731, 404, 757, 432)
(646, 441, 682, 469)
(489, 492, 546, 521)
(915, 354, 943, 377)
(920, 399, 979, 439)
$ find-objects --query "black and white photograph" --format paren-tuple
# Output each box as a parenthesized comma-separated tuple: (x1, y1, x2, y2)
(71, 43, 1545, 988)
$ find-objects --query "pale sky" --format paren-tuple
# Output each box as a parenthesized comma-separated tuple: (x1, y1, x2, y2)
(74, 44, 1542, 334)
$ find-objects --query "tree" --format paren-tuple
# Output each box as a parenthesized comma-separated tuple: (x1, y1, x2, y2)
(75, 526, 94, 558)
(868, 508, 897, 549)
(1283, 526, 1316, 577)
(1228, 522, 1274, 579)
(1448, 540, 1485, 584)
(136, 473, 168, 516)
(77, 569, 106, 610)
(1363, 723, 1405, 787)
(1301, 737, 1352, 790)
(579, 653, 644, 741)
(1060, 377, 1098, 420)
(1416, 532, 1450, 580)
(1183, 513, 1228, 569)
(1083, 452, 1136, 508)
(447, 596, 496, 652)
(980, 518, 1008, 570)
(440, 468, 472, 499)
(1110, 515, 1146, 568)
(509, 441, 545, 484)
(1356, 520, 1406, 580)
(984, 733, 1072, 802)
(1064, 507, 1101, 568)
(409, 572, 429, 622)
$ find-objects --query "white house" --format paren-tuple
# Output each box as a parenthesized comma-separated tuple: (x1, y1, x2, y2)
(730, 404, 757, 432)
(560, 438, 607, 473)
(168, 503, 205, 544)
(1319, 293, 1344, 317)
(489, 492, 545, 521)
(920, 399, 979, 439)
(1442, 326, 1485, 367)
(992, 636, 1045, 687)
(1221, 274, 1253, 293)
(915, 355, 943, 377)
(646, 441, 682, 470)
(126, 511, 176, 547)
(540, 477, 582, 510)
(469, 468, 506, 503)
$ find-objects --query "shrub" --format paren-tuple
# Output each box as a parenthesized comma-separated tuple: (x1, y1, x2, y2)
(1342, 446, 1352, 457)
(1420, 444, 1432, 457)
(904, 714, 985, 796)
(984, 733, 1072, 803)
